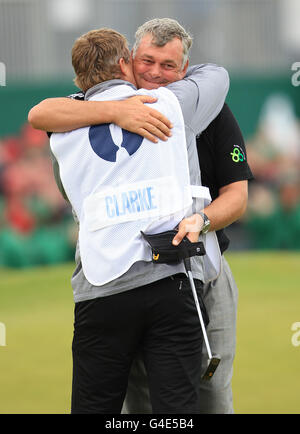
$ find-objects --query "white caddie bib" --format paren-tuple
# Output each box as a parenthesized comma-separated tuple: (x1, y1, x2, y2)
(50, 85, 221, 285)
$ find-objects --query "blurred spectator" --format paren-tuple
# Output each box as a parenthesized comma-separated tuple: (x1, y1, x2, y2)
(247, 94, 300, 183)
(0, 123, 76, 268)
(245, 94, 300, 250)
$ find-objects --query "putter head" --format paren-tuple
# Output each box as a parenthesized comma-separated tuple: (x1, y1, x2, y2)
(202, 355, 221, 381)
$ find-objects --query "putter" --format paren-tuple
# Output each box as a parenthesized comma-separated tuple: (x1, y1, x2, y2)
(140, 230, 221, 380)
(183, 256, 221, 380)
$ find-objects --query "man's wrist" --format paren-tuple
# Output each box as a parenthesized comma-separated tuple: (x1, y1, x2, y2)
(100, 100, 118, 124)
(198, 211, 211, 234)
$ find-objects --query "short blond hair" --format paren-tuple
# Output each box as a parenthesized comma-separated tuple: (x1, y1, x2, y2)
(72, 28, 130, 92)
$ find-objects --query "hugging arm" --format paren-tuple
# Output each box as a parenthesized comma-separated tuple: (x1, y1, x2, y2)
(28, 95, 172, 143)
(28, 64, 229, 141)
(167, 64, 230, 135)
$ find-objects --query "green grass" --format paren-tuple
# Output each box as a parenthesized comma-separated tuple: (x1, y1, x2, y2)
(0, 252, 300, 414)
(228, 252, 300, 414)
(0, 264, 74, 414)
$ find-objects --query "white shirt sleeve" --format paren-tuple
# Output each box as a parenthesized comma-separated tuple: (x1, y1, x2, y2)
(166, 64, 229, 135)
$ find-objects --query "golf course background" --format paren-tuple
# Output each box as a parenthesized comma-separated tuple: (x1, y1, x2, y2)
(1, 251, 300, 414)
(1, 0, 300, 415)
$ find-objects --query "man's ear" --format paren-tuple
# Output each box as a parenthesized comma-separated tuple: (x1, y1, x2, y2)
(119, 57, 127, 76)
(119, 57, 136, 85)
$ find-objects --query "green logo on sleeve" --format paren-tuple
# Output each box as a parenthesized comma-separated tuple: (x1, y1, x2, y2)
(230, 145, 245, 163)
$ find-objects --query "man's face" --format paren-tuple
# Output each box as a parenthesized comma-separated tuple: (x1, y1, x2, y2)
(132, 33, 188, 90)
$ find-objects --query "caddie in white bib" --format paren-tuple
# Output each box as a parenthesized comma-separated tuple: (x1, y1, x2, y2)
(50, 85, 221, 285)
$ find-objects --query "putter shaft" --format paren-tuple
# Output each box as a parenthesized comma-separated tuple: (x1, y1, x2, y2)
(186, 270, 212, 360)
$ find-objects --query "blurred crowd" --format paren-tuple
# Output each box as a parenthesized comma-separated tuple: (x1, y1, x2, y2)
(0, 124, 76, 268)
(244, 94, 300, 250)
(0, 93, 300, 268)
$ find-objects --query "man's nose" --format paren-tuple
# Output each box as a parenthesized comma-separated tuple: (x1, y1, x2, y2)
(148, 63, 161, 78)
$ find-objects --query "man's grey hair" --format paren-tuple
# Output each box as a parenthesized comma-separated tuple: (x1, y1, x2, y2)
(132, 18, 193, 70)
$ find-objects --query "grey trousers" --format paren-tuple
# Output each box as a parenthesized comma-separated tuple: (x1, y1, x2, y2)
(122, 256, 238, 414)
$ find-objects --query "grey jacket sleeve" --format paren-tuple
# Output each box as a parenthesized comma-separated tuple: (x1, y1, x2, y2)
(166, 64, 229, 135)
